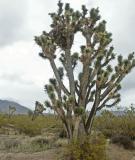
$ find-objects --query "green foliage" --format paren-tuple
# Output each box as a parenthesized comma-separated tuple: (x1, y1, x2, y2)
(65, 134, 107, 160)
(93, 109, 135, 139)
(0, 136, 55, 153)
(0, 114, 62, 136)
(74, 106, 85, 115)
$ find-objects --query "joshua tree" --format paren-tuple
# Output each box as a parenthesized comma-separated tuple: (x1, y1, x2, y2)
(32, 101, 46, 120)
(35, 1, 135, 139)
(8, 105, 16, 118)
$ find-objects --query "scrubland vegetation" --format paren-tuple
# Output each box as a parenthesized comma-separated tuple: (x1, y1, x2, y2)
(94, 109, 135, 140)
(0, 114, 62, 136)
(0, 108, 134, 160)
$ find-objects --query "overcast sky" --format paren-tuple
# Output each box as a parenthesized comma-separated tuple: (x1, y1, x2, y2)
(0, 0, 135, 109)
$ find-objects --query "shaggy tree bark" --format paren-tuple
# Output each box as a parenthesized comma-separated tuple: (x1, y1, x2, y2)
(34, 1, 135, 140)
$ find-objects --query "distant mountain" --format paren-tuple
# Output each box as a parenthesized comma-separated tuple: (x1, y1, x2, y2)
(96, 110, 125, 116)
(111, 111, 125, 116)
(0, 99, 32, 115)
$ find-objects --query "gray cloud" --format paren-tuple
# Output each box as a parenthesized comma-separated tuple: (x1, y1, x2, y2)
(0, 0, 28, 46)
(0, 73, 34, 85)
(121, 70, 135, 91)
(0, 81, 45, 109)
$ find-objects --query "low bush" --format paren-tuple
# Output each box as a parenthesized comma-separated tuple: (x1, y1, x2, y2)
(3, 139, 21, 150)
(93, 109, 135, 139)
(64, 134, 108, 160)
(111, 135, 134, 150)
(31, 137, 49, 147)
(54, 138, 68, 147)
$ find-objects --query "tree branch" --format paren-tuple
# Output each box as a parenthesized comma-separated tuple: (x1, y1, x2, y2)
(85, 86, 100, 133)
(65, 48, 76, 97)
(49, 58, 70, 96)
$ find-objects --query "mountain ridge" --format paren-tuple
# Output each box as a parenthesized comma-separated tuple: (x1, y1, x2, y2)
(0, 99, 31, 114)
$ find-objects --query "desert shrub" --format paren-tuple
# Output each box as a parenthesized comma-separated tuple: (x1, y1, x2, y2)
(3, 139, 21, 150)
(93, 110, 135, 139)
(111, 135, 134, 150)
(64, 134, 108, 160)
(7, 136, 55, 153)
(54, 138, 68, 147)
(0, 114, 62, 136)
(31, 137, 49, 147)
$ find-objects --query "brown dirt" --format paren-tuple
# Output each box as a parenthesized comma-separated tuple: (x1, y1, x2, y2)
(0, 144, 134, 160)
(0, 134, 134, 160)
(0, 149, 58, 160)
(106, 143, 135, 160)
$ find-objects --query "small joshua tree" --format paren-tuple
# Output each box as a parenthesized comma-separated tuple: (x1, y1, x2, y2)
(32, 101, 46, 120)
(8, 105, 16, 118)
(35, 1, 135, 139)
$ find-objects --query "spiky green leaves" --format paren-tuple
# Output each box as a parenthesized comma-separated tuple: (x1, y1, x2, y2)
(34, 32, 56, 59)
(45, 100, 52, 108)
(128, 52, 134, 60)
(90, 8, 101, 23)
(45, 84, 54, 93)
(44, 84, 56, 101)
(56, 100, 62, 108)
(107, 65, 113, 73)
(57, 0, 63, 15)
(82, 5, 88, 17)
(97, 70, 109, 88)
(49, 2, 81, 50)
(96, 20, 106, 32)
(115, 54, 135, 75)
(74, 106, 85, 115)
(71, 52, 79, 69)
(48, 92, 55, 101)
(49, 78, 57, 87)
(93, 31, 112, 47)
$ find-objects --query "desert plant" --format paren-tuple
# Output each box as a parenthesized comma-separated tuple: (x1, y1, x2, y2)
(3, 139, 21, 150)
(35, 1, 135, 140)
(31, 137, 49, 148)
(0, 114, 62, 136)
(111, 135, 134, 150)
(64, 134, 107, 160)
(94, 108, 135, 139)
(32, 101, 46, 120)
(8, 106, 16, 118)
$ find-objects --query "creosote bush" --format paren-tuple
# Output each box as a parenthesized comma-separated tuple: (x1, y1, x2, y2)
(111, 135, 134, 150)
(64, 134, 108, 160)
(31, 137, 49, 148)
(93, 109, 135, 139)
(0, 114, 62, 136)
(3, 139, 21, 150)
